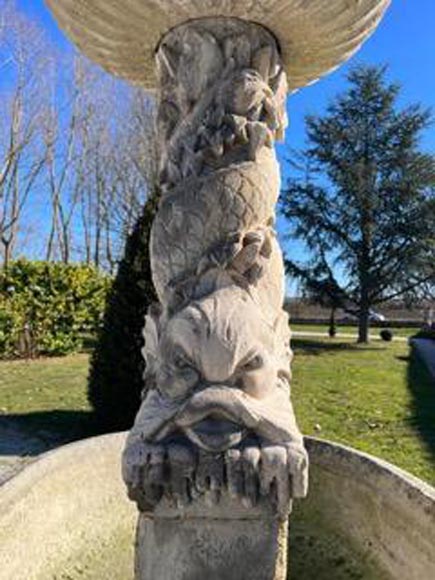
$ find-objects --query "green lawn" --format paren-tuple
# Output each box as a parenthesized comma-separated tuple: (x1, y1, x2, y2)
(1, 340, 434, 485)
(291, 337, 435, 485)
(0, 354, 96, 450)
(0, 355, 90, 415)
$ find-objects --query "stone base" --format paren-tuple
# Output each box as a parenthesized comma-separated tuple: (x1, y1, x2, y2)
(2, 435, 435, 580)
(135, 493, 289, 580)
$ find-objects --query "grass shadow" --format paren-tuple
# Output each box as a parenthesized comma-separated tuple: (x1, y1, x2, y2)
(291, 338, 383, 356)
(0, 410, 103, 457)
(407, 352, 435, 457)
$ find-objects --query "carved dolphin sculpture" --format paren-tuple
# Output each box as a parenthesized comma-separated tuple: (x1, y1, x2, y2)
(123, 286, 308, 516)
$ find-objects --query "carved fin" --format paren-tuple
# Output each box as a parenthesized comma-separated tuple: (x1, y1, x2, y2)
(158, 44, 177, 80)
(142, 304, 162, 390)
(252, 45, 273, 81)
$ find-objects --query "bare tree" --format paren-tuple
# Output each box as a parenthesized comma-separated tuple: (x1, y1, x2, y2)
(0, 2, 157, 270)
(74, 69, 157, 272)
(0, 1, 50, 268)
(105, 88, 157, 266)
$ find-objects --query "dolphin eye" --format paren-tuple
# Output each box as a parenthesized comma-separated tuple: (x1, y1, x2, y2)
(171, 348, 196, 373)
(240, 354, 263, 373)
(158, 348, 199, 401)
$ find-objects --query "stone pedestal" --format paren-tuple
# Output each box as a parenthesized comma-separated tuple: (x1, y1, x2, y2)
(135, 494, 288, 580)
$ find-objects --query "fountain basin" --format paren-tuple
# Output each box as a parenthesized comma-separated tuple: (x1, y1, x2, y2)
(0, 433, 434, 580)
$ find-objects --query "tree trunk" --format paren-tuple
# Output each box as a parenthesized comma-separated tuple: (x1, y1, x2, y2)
(358, 302, 370, 343)
(2, 238, 11, 271)
(328, 308, 336, 338)
(46, 194, 58, 261)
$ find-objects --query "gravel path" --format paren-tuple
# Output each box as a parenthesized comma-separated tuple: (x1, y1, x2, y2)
(0, 418, 63, 486)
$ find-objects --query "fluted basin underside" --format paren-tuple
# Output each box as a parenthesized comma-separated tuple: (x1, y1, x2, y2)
(1, 433, 434, 580)
(45, 0, 391, 90)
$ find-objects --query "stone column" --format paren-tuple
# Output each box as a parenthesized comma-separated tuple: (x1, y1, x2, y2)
(122, 18, 308, 580)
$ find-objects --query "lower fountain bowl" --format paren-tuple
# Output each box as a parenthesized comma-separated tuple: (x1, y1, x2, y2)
(0, 433, 434, 580)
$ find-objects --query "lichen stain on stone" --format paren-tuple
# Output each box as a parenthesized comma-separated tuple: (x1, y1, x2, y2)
(288, 471, 391, 580)
(288, 523, 387, 580)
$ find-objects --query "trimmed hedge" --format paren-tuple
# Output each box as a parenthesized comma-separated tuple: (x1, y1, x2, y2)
(0, 260, 111, 358)
(380, 329, 393, 342)
(413, 327, 435, 341)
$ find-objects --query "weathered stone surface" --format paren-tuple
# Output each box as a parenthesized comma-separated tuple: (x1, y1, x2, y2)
(45, 0, 391, 90)
(299, 438, 435, 580)
(1, 434, 435, 580)
(135, 493, 288, 580)
(0, 434, 137, 580)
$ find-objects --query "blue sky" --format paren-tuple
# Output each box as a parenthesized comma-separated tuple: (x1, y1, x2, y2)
(10, 1, 435, 291)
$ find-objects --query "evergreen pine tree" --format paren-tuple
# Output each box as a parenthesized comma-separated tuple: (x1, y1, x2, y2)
(281, 66, 435, 343)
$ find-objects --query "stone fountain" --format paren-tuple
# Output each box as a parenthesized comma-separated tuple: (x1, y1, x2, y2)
(31, 0, 387, 578)
(3, 1, 435, 580)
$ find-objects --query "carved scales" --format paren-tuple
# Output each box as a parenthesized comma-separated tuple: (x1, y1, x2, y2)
(122, 18, 308, 520)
